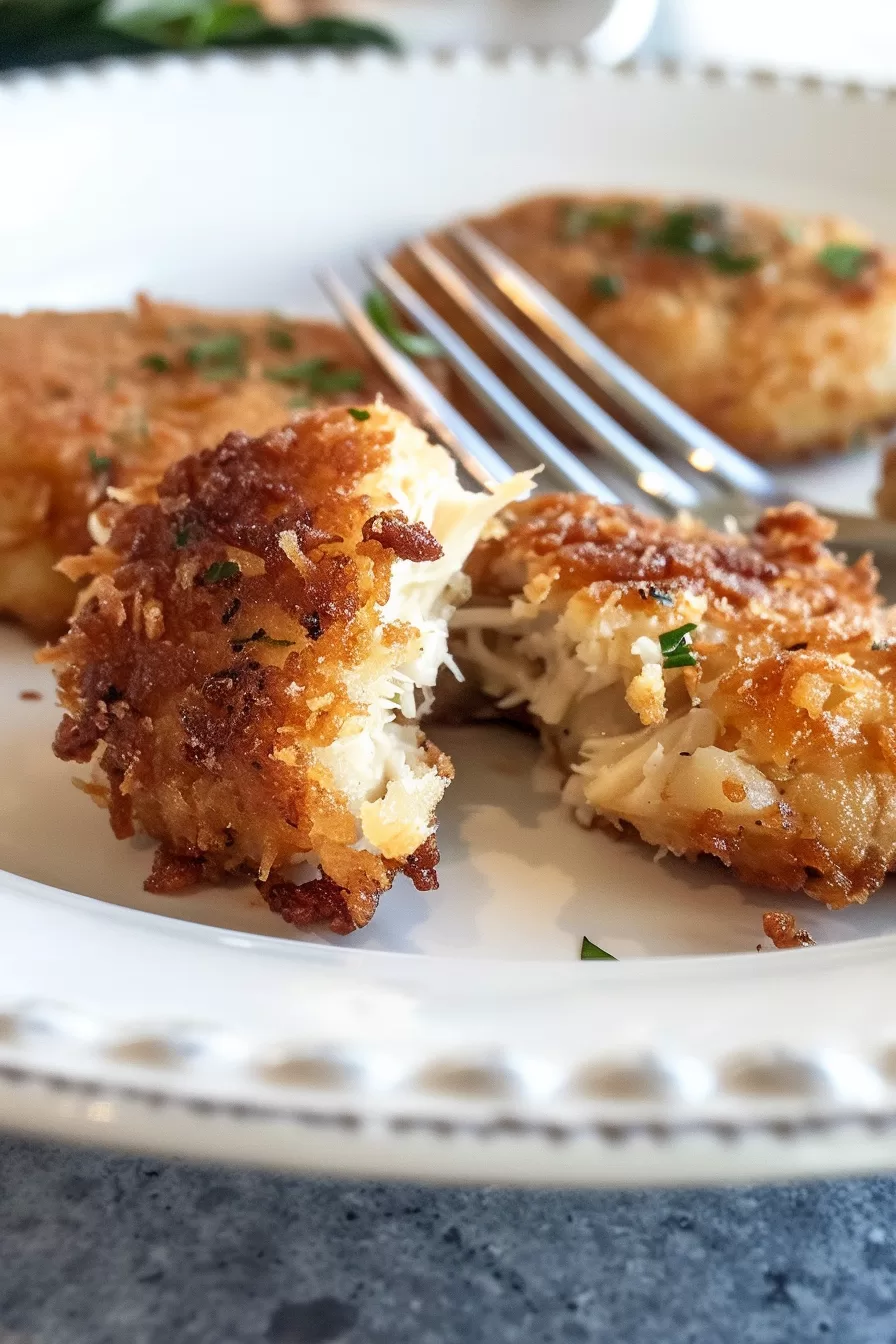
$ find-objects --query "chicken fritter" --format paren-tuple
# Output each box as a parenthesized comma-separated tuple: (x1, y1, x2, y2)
(455, 495, 896, 907)
(43, 404, 529, 933)
(398, 193, 896, 463)
(0, 296, 409, 636)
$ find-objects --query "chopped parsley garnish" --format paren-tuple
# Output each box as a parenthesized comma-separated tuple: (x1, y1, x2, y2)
(264, 358, 363, 395)
(141, 352, 171, 373)
(647, 204, 762, 275)
(561, 202, 640, 240)
(174, 524, 192, 548)
(590, 273, 625, 299)
(648, 587, 673, 606)
(266, 327, 295, 352)
(872, 640, 891, 652)
(581, 936, 616, 961)
(816, 242, 875, 283)
(348, 407, 370, 421)
(202, 559, 240, 585)
(660, 622, 698, 669)
(186, 333, 245, 380)
(87, 448, 112, 475)
(709, 248, 762, 275)
(231, 627, 294, 651)
(364, 290, 442, 359)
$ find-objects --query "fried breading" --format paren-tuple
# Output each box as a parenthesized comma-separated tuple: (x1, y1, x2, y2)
(43, 404, 529, 933)
(455, 495, 896, 907)
(0, 296, 413, 636)
(397, 193, 896, 463)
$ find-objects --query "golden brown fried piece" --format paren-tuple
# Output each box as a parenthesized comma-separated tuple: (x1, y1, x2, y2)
(456, 494, 896, 907)
(0, 296, 408, 636)
(43, 404, 528, 933)
(398, 193, 896, 463)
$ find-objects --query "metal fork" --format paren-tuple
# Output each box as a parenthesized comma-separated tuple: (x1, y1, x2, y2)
(317, 231, 896, 555)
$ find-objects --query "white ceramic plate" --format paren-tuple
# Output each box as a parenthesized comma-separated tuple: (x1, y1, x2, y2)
(2, 51, 896, 1185)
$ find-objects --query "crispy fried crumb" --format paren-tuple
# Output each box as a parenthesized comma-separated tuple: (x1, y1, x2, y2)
(763, 911, 816, 948)
(0, 297, 442, 637)
(457, 494, 896, 908)
(46, 404, 528, 933)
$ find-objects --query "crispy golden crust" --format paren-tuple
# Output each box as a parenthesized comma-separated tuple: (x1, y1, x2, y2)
(43, 407, 451, 933)
(465, 495, 896, 907)
(0, 296, 422, 636)
(398, 193, 896, 463)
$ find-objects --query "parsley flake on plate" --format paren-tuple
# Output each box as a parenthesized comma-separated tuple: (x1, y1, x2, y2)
(581, 936, 616, 961)
(348, 408, 370, 421)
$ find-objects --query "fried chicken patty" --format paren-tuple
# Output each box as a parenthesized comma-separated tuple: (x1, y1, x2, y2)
(455, 495, 896, 907)
(0, 296, 410, 636)
(398, 193, 896, 463)
(43, 404, 529, 933)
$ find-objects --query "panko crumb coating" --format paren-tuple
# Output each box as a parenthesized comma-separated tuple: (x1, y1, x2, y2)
(43, 404, 528, 933)
(0, 296, 414, 636)
(457, 495, 896, 907)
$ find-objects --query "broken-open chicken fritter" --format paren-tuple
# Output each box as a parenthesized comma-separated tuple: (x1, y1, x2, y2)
(456, 495, 896, 907)
(0, 296, 411, 636)
(43, 404, 528, 933)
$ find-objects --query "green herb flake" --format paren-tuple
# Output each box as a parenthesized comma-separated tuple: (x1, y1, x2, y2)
(202, 559, 241, 585)
(590, 273, 625, 300)
(872, 640, 891, 652)
(816, 242, 876, 284)
(231, 627, 294, 650)
(174, 524, 192, 548)
(648, 587, 673, 606)
(185, 333, 245, 380)
(141, 352, 171, 373)
(710, 248, 762, 275)
(364, 290, 442, 359)
(348, 407, 370, 422)
(87, 448, 112, 476)
(266, 327, 295, 352)
(581, 936, 616, 961)
(659, 622, 698, 669)
(561, 202, 640, 240)
(264, 358, 363, 395)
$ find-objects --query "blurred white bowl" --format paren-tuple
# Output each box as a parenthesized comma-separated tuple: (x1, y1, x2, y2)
(311, 0, 657, 55)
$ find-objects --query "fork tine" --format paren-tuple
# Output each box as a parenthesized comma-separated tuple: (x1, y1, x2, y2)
(451, 224, 780, 502)
(407, 238, 702, 514)
(364, 254, 621, 504)
(316, 268, 514, 492)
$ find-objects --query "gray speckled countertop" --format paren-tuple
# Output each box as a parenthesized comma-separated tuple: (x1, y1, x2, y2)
(0, 1137, 894, 1342)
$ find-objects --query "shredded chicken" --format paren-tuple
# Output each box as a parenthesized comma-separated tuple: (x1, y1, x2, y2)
(456, 494, 896, 908)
